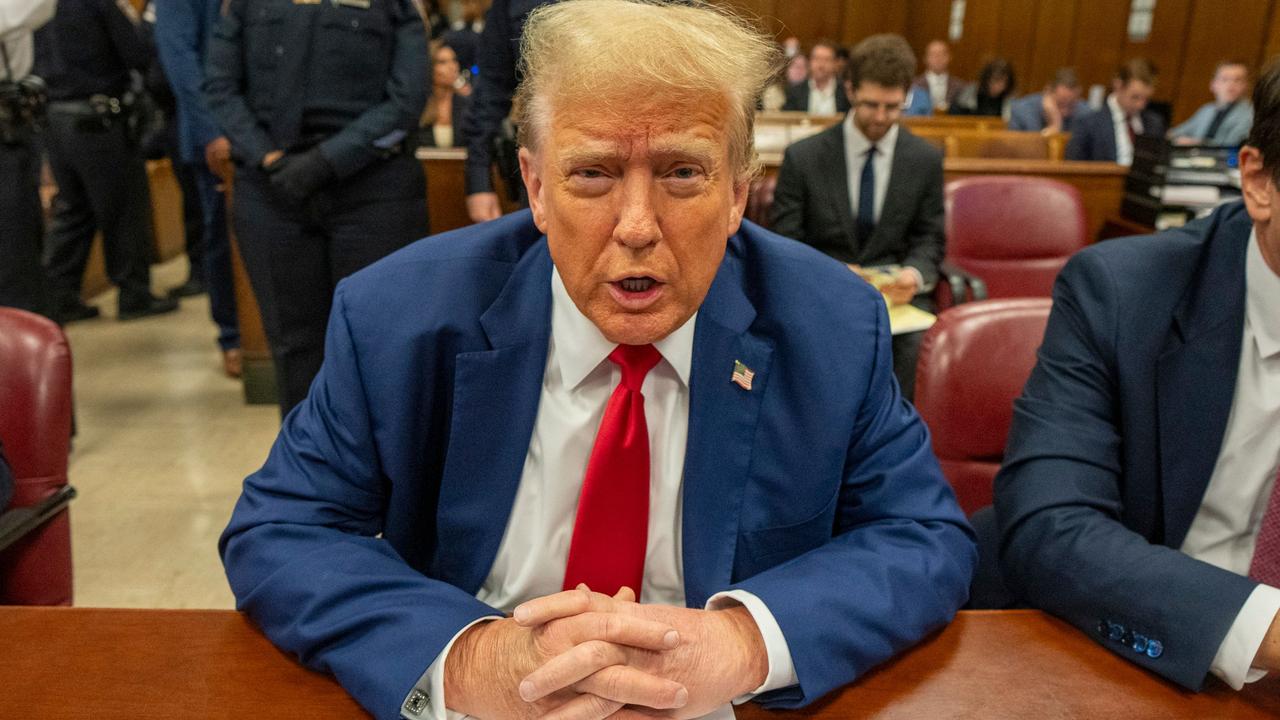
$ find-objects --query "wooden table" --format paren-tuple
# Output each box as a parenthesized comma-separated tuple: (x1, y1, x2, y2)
(2, 608, 1276, 718)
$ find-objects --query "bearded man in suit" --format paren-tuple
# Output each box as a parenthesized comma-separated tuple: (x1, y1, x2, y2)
(771, 33, 945, 399)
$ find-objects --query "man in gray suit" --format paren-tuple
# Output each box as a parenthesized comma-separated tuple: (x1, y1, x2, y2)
(772, 33, 945, 398)
(1171, 61, 1254, 147)
(1008, 67, 1089, 134)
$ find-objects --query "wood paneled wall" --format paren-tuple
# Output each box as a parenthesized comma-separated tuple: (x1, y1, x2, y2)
(717, 0, 1280, 129)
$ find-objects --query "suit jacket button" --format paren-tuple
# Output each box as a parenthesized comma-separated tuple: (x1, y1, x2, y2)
(1131, 633, 1149, 654)
(1146, 640, 1164, 658)
(1121, 629, 1135, 646)
(1108, 622, 1125, 641)
(1097, 620, 1110, 637)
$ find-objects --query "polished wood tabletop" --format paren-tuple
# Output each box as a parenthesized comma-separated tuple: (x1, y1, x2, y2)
(2, 608, 1277, 719)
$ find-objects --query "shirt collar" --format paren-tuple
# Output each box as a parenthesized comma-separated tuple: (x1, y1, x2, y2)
(809, 78, 834, 95)
(1247, 227, 1280, 360)
(550, 267, 696, 389)
(843, 114, 898, 156)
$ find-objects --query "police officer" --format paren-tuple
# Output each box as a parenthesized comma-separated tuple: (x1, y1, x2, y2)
(35, 0, 179, 323)
(204, 0, 428, 417)
(0, 0, 55, 315)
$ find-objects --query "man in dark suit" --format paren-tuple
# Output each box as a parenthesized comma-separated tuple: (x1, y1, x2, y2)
(1065, 58, 1165, 165)
(219, 3, 975, 720)
(771, 33, 945, 398)
(781, 40, 850, 115)
(994, 59, 1280, 693)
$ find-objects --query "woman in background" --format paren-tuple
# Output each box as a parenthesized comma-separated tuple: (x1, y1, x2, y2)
(956, 58, 1016, 119)
(418, 42, 471, 148)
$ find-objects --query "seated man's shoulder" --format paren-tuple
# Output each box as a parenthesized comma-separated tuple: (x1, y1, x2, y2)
(782, 122, 841, 162)
(895, 126, 944, 161)
(1062, 202, 1249, 301)
(735, 221, 885, 333)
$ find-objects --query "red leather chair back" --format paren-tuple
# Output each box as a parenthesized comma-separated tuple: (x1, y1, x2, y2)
(915, 299, 1051, 515)
(0, 307, 74, 605)
(945, 177, 1087, 298)
(746, 174, 778, 229)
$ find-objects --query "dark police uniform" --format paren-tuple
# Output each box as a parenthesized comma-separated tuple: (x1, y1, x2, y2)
(0, 0, 55, 316)
(35, 0, 178, 322)
(205, 0, 428, 418)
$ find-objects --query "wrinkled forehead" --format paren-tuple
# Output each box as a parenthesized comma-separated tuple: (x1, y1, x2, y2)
(538, 90, 734, 160)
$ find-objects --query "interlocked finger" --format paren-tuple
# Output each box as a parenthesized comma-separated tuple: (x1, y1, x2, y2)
(535, 691, 625, 720)
(515, 587, 616, 627)
(572, 665, 688, 709)
(552, 612, 680, 652)
(520, 640, 628, 702)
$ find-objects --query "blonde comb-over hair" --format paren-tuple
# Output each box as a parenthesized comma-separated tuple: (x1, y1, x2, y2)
(514, 0, 781, 182)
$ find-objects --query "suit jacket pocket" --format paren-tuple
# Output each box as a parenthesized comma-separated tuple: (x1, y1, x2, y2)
(736, 485, 840, 578)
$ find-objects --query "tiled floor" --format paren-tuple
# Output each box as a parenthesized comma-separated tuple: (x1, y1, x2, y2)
(64, 258, 279, 609)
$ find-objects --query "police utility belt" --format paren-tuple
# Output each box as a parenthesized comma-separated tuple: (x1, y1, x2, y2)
(48, 94, 137, 134)
(0, 44, 47, 144)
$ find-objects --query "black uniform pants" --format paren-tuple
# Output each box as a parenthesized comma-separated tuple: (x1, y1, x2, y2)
(0, 134, 47, 314)
(42, 109, 155, 310)
(233, 153, 428, 417)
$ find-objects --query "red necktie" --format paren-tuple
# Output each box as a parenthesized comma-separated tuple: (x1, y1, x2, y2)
(562, 344, 662, 598)
(1249, 466, 1280, 586)
(1127, 117, 1137, 146)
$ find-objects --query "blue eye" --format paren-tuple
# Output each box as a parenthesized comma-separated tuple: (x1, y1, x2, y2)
(671, 166, 700, 179)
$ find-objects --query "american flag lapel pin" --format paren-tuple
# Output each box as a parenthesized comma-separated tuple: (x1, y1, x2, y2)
(731, 360, 755, 391)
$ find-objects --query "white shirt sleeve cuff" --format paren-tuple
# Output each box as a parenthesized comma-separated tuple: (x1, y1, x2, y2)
(901, 265, 929, 294)
(1209, 584, 1280, 690)
(401, 616, 503, 720)
(705, 590, 799, 701)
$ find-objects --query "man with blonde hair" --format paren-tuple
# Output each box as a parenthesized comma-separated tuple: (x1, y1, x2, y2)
(220, 2, 975, 719)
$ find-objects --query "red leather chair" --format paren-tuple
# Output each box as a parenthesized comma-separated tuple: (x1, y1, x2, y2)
(915, 298, 1051, 516)
(943, 176, 1087, 303)
(746, 174, 778, 229)
(0, 307, 75, 605)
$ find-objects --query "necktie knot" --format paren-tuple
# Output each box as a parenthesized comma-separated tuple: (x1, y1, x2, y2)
(609, 344, 662, 392)
(866, 144, 878, 158)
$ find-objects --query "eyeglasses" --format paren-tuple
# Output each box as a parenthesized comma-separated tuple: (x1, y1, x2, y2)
(853, 99, 907, 114)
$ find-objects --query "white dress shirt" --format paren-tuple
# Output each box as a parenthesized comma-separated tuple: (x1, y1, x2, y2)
(0, 0, 56, 80)
(925, 71, 949, 108)
(1107, 94, 1144, 167)
(1182, 229, 1280, 689)
(806, 78, 836, 116)
(842, 115, 895, 228)
(405, 269, 799, 719)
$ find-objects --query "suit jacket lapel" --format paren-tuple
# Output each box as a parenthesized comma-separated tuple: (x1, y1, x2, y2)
(680, 240, 774, 607)
(1156, 211, 1250, 548)
(1102, 114, 1119, 162)
(433, 242, 553, 594)
(821, 125, 859, 254)
(872, 130, 914, 247)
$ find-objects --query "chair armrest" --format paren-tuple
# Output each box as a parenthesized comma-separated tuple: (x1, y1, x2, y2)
(0, 485, 77, 554)
(939, 261, 988, 304)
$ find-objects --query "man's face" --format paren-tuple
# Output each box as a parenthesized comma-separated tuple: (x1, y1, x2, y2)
(1113, 79, 1154, 117)
(848, 81, 905, 143)
(1212, 65, 1248, 105)
(809, 46, 836, 85)
(520, 95, 748, 346)
(1050, 83, 1081, 116)
(925, 42, 950, 74)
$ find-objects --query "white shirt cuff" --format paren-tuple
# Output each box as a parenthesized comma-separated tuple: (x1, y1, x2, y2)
(401, 616, 502, 720)
(705, 590, 799, 701)
(1209, 584, 1280, 690)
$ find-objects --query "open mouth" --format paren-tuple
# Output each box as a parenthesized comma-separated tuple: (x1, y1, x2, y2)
(618, 277, 657, 293)
(609, 276, 664, 309)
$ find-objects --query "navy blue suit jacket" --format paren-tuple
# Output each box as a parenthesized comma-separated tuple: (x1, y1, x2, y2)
(220, 211, 976, 720)
(1065, 104, 1166, 162)
(154, 0, 222, 163)
(996, 202, 1258, 689)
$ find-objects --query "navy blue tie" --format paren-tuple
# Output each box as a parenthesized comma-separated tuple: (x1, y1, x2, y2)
(857, 145, 878, 244)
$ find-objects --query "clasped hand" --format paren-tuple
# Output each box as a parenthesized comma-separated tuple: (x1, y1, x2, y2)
(444, 586, 768, 720)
